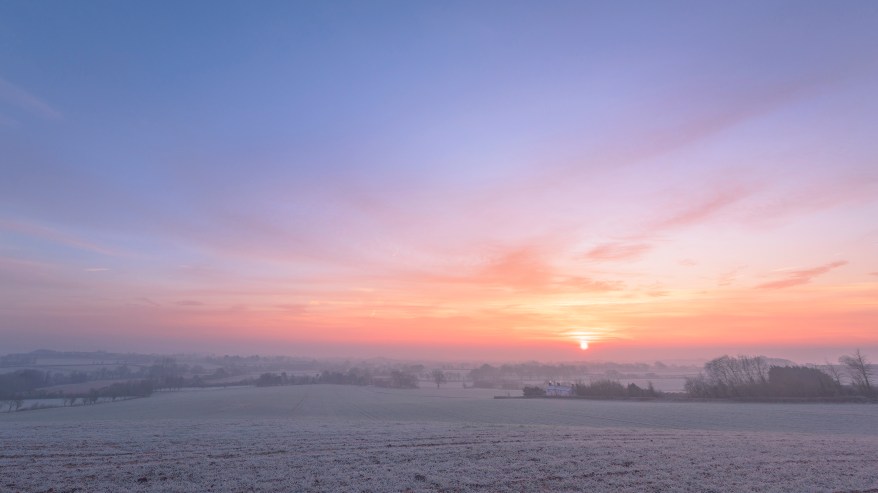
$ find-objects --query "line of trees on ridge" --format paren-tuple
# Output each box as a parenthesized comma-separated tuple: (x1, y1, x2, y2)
(524, 380, 661, 398)
(255, 368, 419, 389)
(685, 350, 873, 399)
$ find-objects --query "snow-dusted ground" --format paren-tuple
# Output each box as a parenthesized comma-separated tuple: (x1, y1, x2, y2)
(2, 385, 877, 492)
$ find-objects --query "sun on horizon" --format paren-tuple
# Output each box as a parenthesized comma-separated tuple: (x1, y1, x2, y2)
(0, 2, 876, 363)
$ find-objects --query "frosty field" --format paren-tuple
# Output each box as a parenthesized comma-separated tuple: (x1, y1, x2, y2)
(2, 385, 877, 492)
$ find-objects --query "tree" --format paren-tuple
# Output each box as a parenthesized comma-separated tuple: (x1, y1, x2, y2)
(840, 349, 873, 396)
(574, 380, 626, 398)
(256, 372, 283, 387)
(390, 370, 418, 388)
(697, 355, 771, 397)
(523, 386, 546, 397)
(86, 388, 99, 405)
(768, 366, 840, 397)
(469, 364, 501, 388)
(823, 360, 843, 386)
(431, 370, 447, 389)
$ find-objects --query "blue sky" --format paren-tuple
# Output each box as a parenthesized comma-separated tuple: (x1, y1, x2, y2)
(1, 1, 877, 361)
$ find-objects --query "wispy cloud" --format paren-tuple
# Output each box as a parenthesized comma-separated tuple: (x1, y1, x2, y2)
(0, 77, 61, 120)
(742, 174, 878, 226)
(465, 246, 624, 293)
(585, 242, 652, 262)
(393, 245, 624, 296)
(475, 247, 553, 290)
(653, 184, 751, 231)
(0, 218, 120, 256)
(175, 300, 205, 307)
(513, 72, 841, 201)
(559, 276, 624, 292)
(756, 261, 847, 289)
(717, 266, 746, 287)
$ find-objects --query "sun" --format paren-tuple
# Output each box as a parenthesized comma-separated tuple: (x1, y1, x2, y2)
(565, 329, 605, 351)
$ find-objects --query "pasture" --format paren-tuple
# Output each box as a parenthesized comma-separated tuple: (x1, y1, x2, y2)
(2, 385, 877, 492)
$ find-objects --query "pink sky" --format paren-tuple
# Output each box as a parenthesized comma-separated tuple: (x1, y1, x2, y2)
(1, 3, 877, 363)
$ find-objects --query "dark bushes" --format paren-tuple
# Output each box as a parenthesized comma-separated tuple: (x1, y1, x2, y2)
(574, 380, 659, 398)
(768, 366, 841, 397)
(685, 355, 846, 399)
(522, 386, 546, 397)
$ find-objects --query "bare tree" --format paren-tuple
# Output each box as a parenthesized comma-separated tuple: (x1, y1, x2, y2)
(823, 360, 843, 386)
(431, 369, 447, 389)
(702, 355, 770, 396)
(839, 349, 873, 395)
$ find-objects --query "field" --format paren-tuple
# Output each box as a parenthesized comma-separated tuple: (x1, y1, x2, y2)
(2, 385, 877, 492)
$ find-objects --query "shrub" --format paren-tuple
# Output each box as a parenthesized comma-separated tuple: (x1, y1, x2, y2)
(769, 366, 841, 397)
(522, 386, 546, 397)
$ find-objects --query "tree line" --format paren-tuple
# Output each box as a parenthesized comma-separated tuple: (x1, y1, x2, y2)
(685, 350, 873, 399)
(59, 380, 155, 408)
(523, 380, 661, 399)
(0, 374, 155, 412)
(255, 368, 420, 389)
(519, 350, 873, 401)
(0, 359, 189, 411)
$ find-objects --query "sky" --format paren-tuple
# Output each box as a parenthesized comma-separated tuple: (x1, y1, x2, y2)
(1, 1, 877, 363)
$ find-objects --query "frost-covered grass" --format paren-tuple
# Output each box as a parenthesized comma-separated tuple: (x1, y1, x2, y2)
(2, 385, 877, 492)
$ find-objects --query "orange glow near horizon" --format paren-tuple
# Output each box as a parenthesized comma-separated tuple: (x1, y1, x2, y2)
(2, 3, 878, 362)
(6, 253, 875, 361)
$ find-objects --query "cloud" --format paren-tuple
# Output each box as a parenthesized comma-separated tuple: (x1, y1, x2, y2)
(0, 218, 120, 256)
(756, 261, 847, 289)
(392, 244, 624, 296)
(585, 242, 652, 262)
(0, 77, 61, 120)
(742, 174, 878, 227)
(717, 266, 746, 287)
(462, 246, 623, 293)
(511, 71, 841, 201)
(653, 184, 751, 231)
(475, 247, 553, 289)
(642, 282, 669, 297)
(175, 300, 205, 307)
(560, 276, 625, 292)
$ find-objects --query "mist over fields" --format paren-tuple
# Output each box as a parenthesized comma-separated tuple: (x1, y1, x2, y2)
(2, 349, 877, 491)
